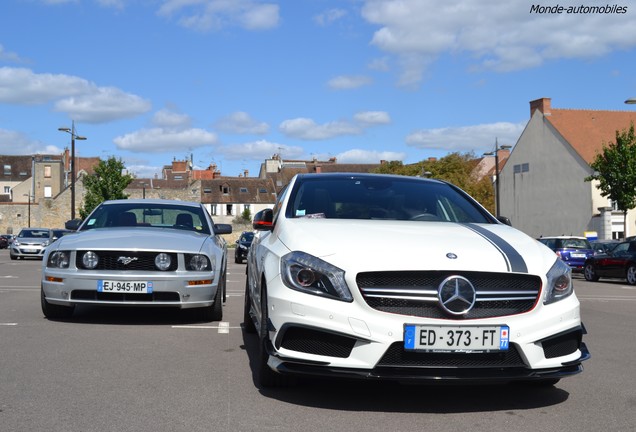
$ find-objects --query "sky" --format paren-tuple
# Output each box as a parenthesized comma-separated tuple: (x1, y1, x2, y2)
(1, 0, 636, 179)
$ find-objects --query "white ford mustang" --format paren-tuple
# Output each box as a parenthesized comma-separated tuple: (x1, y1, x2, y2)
(244, 173, 590, 387)
(41, 199, 231, 321)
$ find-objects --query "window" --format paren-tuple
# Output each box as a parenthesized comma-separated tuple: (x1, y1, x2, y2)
(203, 188, 211, 193)
(259, 188, 267, 193)
(44, 186, 52, 198)
(44, 165, 52, 178)
(3, 186, 10, 194)
(211, 205, 217, 215)
(3, 164, 11, 176)
(221, 185, 230, 194)
(240, 187, 248, 193)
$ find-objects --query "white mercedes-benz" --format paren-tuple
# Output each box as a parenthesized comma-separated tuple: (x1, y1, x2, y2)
(41, 199, 231, 321)
(244, 173, 590, 387)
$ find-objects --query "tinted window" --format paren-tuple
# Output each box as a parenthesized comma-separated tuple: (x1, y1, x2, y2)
(286, 176, 494, 223)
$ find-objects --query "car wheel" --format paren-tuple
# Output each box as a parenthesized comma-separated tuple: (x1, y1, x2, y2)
(584, 263, 599, 281)
(235, 254, 240, 264)
(200, 281, 223, 322)
(257, 285, 295, 388)
(243, 278, 256, 334)
(41, 286, 74, 320)
(626, 265, 636, 285)
(10, 254, 17, 260)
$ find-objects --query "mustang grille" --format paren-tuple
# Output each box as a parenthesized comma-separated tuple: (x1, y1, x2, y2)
(356, 271, 541, 319)
(75, 250, 178, 271)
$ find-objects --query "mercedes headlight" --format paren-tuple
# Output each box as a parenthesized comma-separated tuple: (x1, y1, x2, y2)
(281, 251, 352, 302)
(544, 258, 573, 305)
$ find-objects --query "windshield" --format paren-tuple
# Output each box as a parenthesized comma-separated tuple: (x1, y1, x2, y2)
(286, 176, 495, 223)
(79, 202, 211, 235)
(18, 229, 50, 238)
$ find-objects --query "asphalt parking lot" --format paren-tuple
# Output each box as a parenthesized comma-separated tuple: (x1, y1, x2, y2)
(1, 251, 635, 432)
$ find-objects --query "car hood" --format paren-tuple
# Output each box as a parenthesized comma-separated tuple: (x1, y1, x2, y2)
(50, 228, 209, 253)
(275, 219, 556, 275)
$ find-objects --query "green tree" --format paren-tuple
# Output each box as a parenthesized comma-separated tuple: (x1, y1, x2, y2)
(586, 123, 636, 237)
(79, 157, 134, 219)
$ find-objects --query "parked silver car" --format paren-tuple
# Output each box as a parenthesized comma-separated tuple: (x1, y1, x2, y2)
(10, 228, 52, 260)
(41, 199, 232, 321)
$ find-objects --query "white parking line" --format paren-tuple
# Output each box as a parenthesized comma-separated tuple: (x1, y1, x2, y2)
(0, 323, 18, 326)
(172, 321, 242, 333)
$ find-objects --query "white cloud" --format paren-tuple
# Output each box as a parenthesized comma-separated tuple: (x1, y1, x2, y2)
(314, 8, 347, 26)
(327, 75, 373, 90)
(152, 108, 192, 129)
(0, 44, 23, 63)
(353, 111, 391, 126)
(0, 67, 151, 122)
(113, 127, 218, 153)
(215, 111, 269, 135)
(361, 0, 636, 84)
(337, 148, 407, 164)
(405, 122, 525, 153)
(0, 67, 91, 105)
(54, 87, 152, 123)
(158, 0, 280, 32)
(280, 111, 391, 141)
(279, 118, 362, 140)
(0, 128, 62, 155)
(220, 140, 304, 161)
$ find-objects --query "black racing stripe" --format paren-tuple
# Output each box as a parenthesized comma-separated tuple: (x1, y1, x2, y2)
(463, 224, 528, 273)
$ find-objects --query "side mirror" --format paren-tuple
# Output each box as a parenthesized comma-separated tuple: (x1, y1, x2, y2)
(214, 224, 233, 235)
(253, 209, 274, 231)
(65, 218, 83, 230)
(497, 216, 512, 226)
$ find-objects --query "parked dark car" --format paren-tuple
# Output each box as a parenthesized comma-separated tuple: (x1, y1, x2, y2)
(537, 236, 594, 272)
(584, 240, 636, 284)
(0, 235, 8, 249)
(590, 239, 620, 256)
(1, 234, 14, 248)
(234, 231, 254, 263)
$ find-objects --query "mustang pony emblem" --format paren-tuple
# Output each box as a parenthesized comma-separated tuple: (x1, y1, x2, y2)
(117, 256, 138, 265)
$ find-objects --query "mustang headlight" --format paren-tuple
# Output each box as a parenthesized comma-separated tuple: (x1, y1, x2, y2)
(185, 254, 212, 271)
(82, 251, 99, 269)
(155, 253, 172, 271)
(281, 251, 352, 302)
(48, 251, 70, 268)
(544, 258, 573, 305)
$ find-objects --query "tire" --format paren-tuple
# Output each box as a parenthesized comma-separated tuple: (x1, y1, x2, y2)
(626, 265, 636, 285)
(10, 254, 17, 260)
(200, 281, 223, 322)
(41, 286, 74, 320)
(235, 254, 240, 264)
(584, 263, 599, 282)
(243, 278, 256, 334)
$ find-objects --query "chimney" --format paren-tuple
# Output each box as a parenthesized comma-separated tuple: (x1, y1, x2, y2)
(244, 169, 249, 177)
(315, 165, 322, 173)
(530, 98, 551, 117)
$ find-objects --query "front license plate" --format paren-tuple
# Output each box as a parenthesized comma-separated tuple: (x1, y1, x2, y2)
(97, 280, 153, 293)
(404, 324, 509, 352)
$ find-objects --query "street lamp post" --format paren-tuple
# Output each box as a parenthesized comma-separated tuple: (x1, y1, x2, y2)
(23, 192, 31, 227)
(58, 121, 87, 220)
(483, 139, 512, 218)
